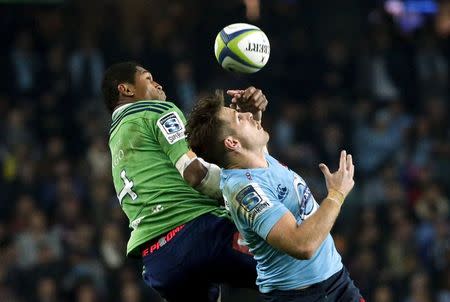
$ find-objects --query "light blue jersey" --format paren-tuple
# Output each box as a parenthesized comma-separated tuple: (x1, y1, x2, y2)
(221, 154, 343, 293)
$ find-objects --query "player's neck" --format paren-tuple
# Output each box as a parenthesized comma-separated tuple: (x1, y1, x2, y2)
(228, 149, 267, 169)
(115, 99, 137, 110)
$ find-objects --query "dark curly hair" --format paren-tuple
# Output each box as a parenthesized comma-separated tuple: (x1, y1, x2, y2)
(101, 61, 139, 113)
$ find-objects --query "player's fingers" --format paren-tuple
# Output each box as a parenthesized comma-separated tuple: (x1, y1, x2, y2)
(348, 156, 355, 178)
(227, 90, 244, 96)
(261, 97, 268, 111)
(346, 154, 353, 171)
(231, 94, 241, 103)
(339, 150, 347, 171)
(243, 86, 256, 100)
(251, 89, 263, 104)
(255, 93, 267, 110)
(319, 163, 332, 178)
(230, 102, 237, 109)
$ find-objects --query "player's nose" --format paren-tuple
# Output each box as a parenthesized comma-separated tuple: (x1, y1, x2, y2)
(153, 81, 163, 90)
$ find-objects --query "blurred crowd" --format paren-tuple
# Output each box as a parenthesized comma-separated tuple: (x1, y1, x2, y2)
(0, 0, 449, 301)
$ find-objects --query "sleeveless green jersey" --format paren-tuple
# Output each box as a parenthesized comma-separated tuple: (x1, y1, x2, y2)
(109, 100, 228, 257)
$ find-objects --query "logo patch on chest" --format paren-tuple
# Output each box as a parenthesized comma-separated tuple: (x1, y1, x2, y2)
(276, 184, 289, 201)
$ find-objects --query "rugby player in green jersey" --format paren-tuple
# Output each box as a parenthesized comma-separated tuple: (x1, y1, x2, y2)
(101, 61, 267, 302)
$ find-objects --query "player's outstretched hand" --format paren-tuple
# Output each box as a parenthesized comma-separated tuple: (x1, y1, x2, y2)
(227, 86, 268, 121)
(319, 150, 355, 204)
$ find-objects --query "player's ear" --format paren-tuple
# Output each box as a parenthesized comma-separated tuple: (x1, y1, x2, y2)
(118, 83, 134, 97)
(223, 136, 240, 151)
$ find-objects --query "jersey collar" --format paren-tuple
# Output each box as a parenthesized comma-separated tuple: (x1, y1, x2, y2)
(112, 103, 134, 120)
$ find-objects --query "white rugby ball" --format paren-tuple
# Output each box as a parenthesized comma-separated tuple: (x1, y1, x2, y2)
(214, 23, 270, 73)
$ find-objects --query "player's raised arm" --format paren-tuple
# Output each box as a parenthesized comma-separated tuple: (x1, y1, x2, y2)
(266, 150, 355, 259)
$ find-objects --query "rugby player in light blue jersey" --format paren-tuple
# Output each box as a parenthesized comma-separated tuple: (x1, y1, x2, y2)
(186, 88, 365, 302)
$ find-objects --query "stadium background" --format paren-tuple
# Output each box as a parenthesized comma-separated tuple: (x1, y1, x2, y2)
(0, 0, 449, 301)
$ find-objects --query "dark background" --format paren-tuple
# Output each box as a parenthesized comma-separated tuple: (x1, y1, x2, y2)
(0, 0, 449, 301)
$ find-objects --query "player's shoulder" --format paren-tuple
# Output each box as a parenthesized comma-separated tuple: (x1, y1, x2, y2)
(110, 100, 182, 134)
(130, 100, 180, 116)
(221, 170, 275, 215)
(116, 100, 180, 120)
(221, 168, 271, 193)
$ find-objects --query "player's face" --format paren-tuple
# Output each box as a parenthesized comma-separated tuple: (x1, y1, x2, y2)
(219, 107, 269, 150)
(132, 66, 166, 101)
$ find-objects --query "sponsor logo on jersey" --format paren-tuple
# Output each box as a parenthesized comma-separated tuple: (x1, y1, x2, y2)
(298, 186, 318, 221)
(276, 184, 289, 201)
(131, 216, 144, 230)
(223, 196, 231, 212)
(236, 184, 273, 223)
(248, 201, 271, 222)
(151, 204, 164, 214)
(157, 112, 186, 144)
(236, 185, 263, 212)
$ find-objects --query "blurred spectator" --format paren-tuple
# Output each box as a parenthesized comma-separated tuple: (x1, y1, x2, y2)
(42, 43, 69, 97)
(15, 210, 61, 269)
(174, 61, 197, 114)
(372, 284, 394, 302)
(10, 194, 37, 233)
(414, 31, 448, 100)
(438, 268, 450, 302)
(119, 280, 143, 302)
(9, 30, 39, 97)
(361, 164, 406, 205)
(354, 108, 401, 175)
(430, 219, 450, 274)
(34, 277, 59, 302)
(100, 223, 125, 270)
(357, 27, 400, 102)
(317, 123, 345, 169)
(348, 248, 378, 297)
(415, 183, 449, 222)
(404, 272, 433, 302)
(5, 107, 34, 149)
(87, 136, 110, 180)
(384, 208, 419, 297)
(320, 38, 355, 95)
(68, 34, 104, 99)
(74, 280, 100, 302)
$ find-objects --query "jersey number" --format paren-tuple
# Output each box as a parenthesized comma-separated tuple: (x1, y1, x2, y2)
(118, 170, 137, 205)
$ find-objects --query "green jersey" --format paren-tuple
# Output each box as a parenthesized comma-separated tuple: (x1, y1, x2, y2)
(109, 100, 228, 257)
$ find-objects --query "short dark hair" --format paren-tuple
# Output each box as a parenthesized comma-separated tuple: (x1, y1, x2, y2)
(101, 61, 139, 113)
(186, 90, 228, 167)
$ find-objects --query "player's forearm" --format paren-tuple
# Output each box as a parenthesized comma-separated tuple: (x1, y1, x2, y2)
(295, 198, 341, 258)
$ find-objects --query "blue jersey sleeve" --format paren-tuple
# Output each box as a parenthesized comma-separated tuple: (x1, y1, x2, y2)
(223, 175, 288, 240)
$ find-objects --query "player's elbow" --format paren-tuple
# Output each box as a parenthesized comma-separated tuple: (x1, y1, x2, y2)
(183, 169, 199, 187)
(182, 160, 207, 187)
(292, 244, 316, 260)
